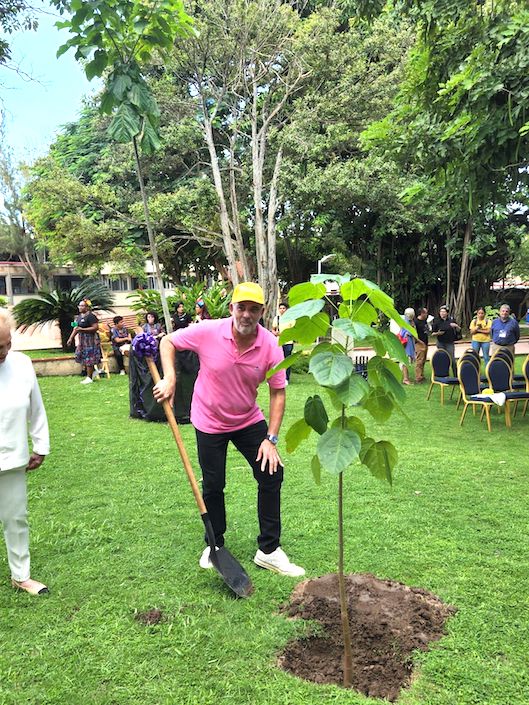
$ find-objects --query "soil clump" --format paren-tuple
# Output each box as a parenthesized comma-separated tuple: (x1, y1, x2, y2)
(135, 608, 164, 625)
(279, 573, 455, 701)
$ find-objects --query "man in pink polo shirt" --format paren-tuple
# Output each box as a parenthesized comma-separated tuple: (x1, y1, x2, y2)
(153, 282, 304, 577)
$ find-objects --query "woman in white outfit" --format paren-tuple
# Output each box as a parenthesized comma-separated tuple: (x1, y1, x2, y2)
(0, 308, 50, 595)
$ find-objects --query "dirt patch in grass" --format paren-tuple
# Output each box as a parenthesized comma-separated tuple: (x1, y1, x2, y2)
(278, 573, 455, 702)
(135, 608, 164, 625)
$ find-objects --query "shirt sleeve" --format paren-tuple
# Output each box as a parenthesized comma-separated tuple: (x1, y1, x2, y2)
(169, 322, 206, 352)
(28, 367, 50, 456)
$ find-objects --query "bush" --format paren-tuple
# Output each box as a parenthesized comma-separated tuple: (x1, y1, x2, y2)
(127, 282, 231, 321)
(290, 350, 310, 374)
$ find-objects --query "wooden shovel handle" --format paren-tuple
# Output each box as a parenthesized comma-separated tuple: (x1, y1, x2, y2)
(145, 355, 208, 516)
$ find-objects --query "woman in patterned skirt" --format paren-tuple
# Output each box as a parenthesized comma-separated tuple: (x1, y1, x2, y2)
(67, 298, 102, 384)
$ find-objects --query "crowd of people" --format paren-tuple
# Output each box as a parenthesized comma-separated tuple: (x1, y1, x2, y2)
(69, 296, 217, 384)
(398, 303, 521, 383)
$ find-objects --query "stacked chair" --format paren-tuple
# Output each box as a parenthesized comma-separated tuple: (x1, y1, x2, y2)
(426, 349, 459, 405)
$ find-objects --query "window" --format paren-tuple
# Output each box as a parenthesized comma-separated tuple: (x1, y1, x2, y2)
(0, 277, 6, 296)
(11, 277, 35, 295)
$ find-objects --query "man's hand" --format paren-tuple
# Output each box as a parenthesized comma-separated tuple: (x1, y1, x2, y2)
(256, 439, 282, 475)
(153, 378, 175, 405)
(26, 453, 45, 472)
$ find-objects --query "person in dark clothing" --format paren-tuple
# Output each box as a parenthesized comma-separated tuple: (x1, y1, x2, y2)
(414, 307, 429, 383)
(172, 301, 192, 331)
(431, 306, 461, 375)
(110, 316, 131, 375)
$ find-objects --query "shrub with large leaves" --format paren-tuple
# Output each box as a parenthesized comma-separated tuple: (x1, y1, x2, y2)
(269, 275, 414, 687)
(13, 280, 114, 351)
(128, 282, 231, 324)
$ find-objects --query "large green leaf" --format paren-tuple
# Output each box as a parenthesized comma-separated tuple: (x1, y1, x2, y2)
(368, 357, 406, 403)
(341, 278, 376, 302)
(331, 415, 366, 439)
(85, 48, 108, 80)
(304, 395, 329, 435)
(338, 300, 378, 325)
(109, 72, 132, 101)
(360, 439, 397, 485)
(333, 318, 378, 342)
(281, 299, 325, 324)
(278, 313, 329, 345)
(317, 427, 361, 475)
(140, 117, 162, 155)
(309, 351, 353, 387)
(266, 351, 302, 379)
(285, 418, 312, 453)
(381, 329, 408, 363)
(311, 454, 322, 485)
(333, 372, 370, 406)
(288, 282, 326, 306)
(107, 103, 141, 142)
(364, 387, 394, 422)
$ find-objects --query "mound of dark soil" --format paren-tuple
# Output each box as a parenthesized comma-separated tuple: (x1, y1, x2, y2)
(279, 573, 455, 701)
(134, 608, 164, 625)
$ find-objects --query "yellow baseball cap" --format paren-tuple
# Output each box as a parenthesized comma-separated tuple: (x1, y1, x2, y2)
(231, 282, 265, 305)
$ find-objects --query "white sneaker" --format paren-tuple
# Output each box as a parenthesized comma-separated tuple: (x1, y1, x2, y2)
(80, 377, 93, 385)
(119, 370, 126, 376)
(254, 547, 305, 577)
(199, 546, 219, 569)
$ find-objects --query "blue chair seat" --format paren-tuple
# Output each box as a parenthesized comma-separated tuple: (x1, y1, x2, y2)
(434, 376, 459, 384)
(470, 394, 493, 402)
(512, 380, 526, 390)
(505, 391, 529, 400)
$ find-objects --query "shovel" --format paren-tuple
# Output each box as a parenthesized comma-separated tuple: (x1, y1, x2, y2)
(144, 355, 253, 598)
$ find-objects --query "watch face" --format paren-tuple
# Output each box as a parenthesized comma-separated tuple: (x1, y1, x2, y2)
(267, 434, 278, 445)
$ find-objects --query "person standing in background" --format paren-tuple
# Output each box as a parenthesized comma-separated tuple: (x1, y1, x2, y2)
(272, 302, 294, 384)
(414, 307, 429, 383)
(469, 307, 492, 366)
(491, 304, 519, 357)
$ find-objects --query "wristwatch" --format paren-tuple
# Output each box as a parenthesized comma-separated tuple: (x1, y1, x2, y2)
(266, 434, 279, 445)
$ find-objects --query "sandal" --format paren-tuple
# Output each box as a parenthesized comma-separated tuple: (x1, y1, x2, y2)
(12, 578, 50, 595)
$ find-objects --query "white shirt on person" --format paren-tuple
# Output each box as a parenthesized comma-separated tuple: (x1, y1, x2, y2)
(0, 351, 50, 471)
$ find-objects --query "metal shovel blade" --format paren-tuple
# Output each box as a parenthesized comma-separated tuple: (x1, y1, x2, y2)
(210, 546, 254, 598)
(202, 513, 253, 598)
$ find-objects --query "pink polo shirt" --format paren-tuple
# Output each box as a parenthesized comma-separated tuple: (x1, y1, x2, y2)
(169, 318, 286, 433)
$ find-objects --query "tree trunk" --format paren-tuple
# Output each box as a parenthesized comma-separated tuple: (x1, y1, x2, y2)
(454, 219, 473, 326)
(251, 78, 280, 329)
(202, 115, 240, 286)
(338, 470, 353, 687)
(229, 133, 252, 281)
(132, 137, 172, 334)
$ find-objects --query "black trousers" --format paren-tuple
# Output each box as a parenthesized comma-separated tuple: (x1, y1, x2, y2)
(112, 345, 125, 371)
(195, 420, 283, 554)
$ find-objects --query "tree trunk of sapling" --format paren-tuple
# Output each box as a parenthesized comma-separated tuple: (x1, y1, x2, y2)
(338, 470, 353, 687)
(132, 137, 173, 334)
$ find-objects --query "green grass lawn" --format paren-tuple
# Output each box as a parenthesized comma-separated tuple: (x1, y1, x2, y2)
(22, 348, 67, 359)
(1, 369, 528, 705)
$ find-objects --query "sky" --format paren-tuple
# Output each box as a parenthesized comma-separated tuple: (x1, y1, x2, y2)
(1, 2, 98, 165)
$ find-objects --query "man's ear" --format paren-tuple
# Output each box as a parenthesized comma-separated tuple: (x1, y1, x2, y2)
(229, 302, 234, 314)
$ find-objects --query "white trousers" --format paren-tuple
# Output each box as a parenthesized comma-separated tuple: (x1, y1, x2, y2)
(0, 466, 30, 582)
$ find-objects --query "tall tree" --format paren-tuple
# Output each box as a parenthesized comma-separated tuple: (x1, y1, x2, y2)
(360, 0, 529, 324)
(0, 128, 48, 288)
(52, 0, 193, 332)
(169, 0, 315, 324)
